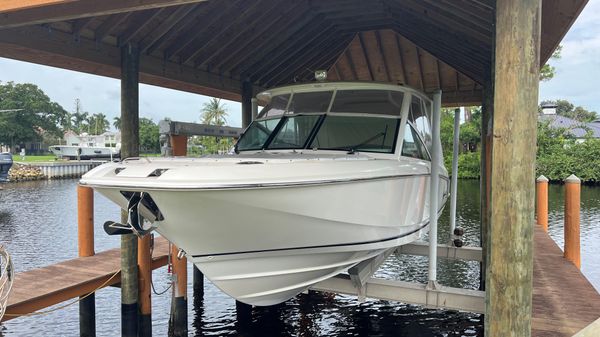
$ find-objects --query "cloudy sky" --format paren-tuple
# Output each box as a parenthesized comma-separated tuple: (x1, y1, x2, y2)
(0, 2, 598, 129)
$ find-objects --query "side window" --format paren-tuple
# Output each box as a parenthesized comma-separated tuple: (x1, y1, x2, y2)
(409, 96, 432, 151)
(401, 123, 430, 161)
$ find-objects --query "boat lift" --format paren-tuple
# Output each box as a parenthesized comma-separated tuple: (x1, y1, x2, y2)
(156, 95, 485, 313)
(311, 91, 485, 313)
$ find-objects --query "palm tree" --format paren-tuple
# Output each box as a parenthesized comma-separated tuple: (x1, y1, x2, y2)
(113, 116, 121, 131)
(200, 98, 228, 126)
(94, 113, 109, 134)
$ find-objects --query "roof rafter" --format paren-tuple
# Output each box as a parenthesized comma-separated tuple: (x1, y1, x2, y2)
(0, 0, 209, 29)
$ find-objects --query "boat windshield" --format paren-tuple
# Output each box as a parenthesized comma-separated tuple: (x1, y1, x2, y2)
(237, 88, 406, 153)
(236, 115, 400, 153)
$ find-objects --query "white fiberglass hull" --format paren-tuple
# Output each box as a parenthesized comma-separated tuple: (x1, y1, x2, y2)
(50, 145, 119, 159)
(81, 154, 448, 305)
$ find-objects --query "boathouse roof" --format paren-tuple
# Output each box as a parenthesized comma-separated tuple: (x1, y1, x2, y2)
(0, 0, 588, 107)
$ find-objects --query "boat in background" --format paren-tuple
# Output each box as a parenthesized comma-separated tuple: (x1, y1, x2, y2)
(0, 152, 13, 182)
(81, 82, 449, 305)
(50, 131, 120, 160)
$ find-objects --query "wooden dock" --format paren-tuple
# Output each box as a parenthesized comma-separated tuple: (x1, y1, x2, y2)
(2, 236, 169, 322)
(532, 225, 600, 337)
(3, 226, 600, 336)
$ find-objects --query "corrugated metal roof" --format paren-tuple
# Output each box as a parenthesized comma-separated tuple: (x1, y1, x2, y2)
(539, 114, 600, 138)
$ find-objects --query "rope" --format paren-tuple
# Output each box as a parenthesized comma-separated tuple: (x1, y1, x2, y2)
(3, 269, 121, 318)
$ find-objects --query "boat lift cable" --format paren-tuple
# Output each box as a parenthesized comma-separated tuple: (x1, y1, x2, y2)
(150, 236, 172, 296)
(0, 244, 14, 322)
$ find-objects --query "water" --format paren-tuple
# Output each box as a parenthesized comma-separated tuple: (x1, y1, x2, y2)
(0, 179, 598, 336)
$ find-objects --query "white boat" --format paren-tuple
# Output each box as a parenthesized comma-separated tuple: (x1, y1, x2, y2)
(80, 82, 449, 306)
(50, 132, 120, 160)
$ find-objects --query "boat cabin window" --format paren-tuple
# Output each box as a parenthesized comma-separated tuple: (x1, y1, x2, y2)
(402, 123, 430, 161)
(331, 90, 404, 115)
(310, 116, 399, 153)
(269, 115, 321, 149)
(287, 91, 333, 114)
(409, 96, 432, 151)
(236, 118, 281, 151)
(258, 94, 290, 118)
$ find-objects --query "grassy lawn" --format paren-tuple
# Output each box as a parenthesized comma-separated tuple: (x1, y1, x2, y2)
(12, 155, 57, 162)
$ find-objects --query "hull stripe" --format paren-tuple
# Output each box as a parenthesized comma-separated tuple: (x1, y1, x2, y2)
(191, 220, 430, 258)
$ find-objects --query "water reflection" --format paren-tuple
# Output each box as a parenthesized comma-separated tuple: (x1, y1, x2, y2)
(0, 179, 598, 336)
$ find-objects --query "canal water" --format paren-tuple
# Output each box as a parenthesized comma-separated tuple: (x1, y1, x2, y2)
(0, 179, 598, 336)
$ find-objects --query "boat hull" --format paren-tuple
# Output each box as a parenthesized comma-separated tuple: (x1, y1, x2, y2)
(93, 173, 441, 305)
(49, 145, 119, 159)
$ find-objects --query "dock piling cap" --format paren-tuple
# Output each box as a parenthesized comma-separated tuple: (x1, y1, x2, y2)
(536, 175, 549, 182)
(565, 174, 581, 184)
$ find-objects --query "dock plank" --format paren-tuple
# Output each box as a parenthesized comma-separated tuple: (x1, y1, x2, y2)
(3, 236, 169, 322)
(532, 225, 600, 337)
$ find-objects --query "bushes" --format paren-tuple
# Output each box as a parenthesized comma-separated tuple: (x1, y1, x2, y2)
(536, 138, 600, 183)
(441, 120, 600, 184)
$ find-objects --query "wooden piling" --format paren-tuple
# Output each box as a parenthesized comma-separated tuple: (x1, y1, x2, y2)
(120, 41, 140, 337)
(193, 265, 204, 299)
(241, 80, 253, 128)
(169, 134, 188, 337)
(536, 175, 549, 231)
(480, 72, 494, 292)
(138, 235, 152, 337)
(564, 174, 581, 269)
(169, 245, 188, 337)
(77, 184, 95, 337)
(486, 0, 541, 336)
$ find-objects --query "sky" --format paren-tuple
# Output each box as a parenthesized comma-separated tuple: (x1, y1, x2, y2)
(0, 2, 598, 129)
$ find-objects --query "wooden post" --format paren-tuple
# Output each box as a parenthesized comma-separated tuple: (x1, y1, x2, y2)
(536, 175, 549, 231)
(120, 41, 140, 337)
(480, 72, 494, 292)
(169, 134, 188, 337)
(78, 185, 95, 337)
(237, 81, 253, 313)
(486, 0, 541, 336)
(564, 174, 581, 268)
(241, 80, 253, 128)
(193, 266, 204, 299)
(138, 235, 152, 337)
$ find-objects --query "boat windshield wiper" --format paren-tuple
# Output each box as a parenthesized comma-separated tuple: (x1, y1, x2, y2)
(346, 126, 388, 154)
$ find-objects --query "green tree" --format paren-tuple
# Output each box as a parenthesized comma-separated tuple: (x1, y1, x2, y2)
(113, 116, 121, 131)
(201, 98, 229, 126)
(540, 45, 562, 82)
(86, 113, 109, 134)
(139, 117, 160, 153)
(540, 99, 598, 122)
(0, 82, 66, 151)
(197, 98, 232, 154)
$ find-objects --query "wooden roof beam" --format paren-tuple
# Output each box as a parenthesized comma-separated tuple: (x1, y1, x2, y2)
(94, 12, 130, 43)
(118, 8, 164, 47)
(236, 13, 327, 79)
(162, 0, 244, 62)
(267, 33, 354, 87)
(0, 0, 209, 29)
(212, 0, 311, 73)
(142, 3, 213, 56)
(191, 0, 283, 68)
(138, 4, 198, 54)
(256, 24, 339, 85)
(0, 25, 251, 100)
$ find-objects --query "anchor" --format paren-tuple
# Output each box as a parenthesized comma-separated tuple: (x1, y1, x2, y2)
(103, 192, 160, 237)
